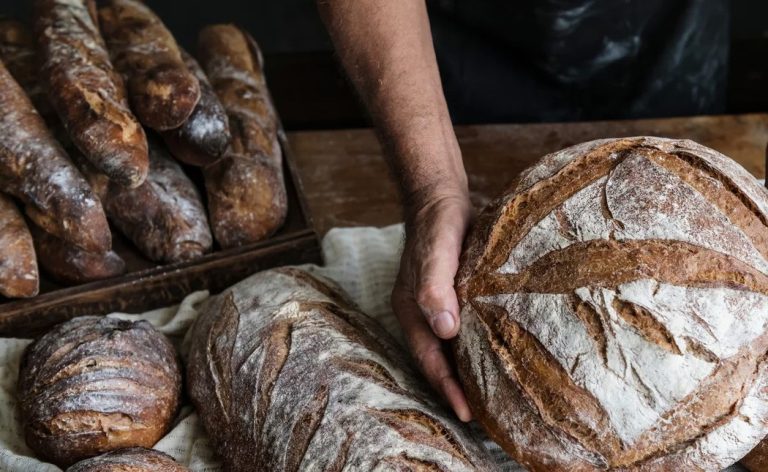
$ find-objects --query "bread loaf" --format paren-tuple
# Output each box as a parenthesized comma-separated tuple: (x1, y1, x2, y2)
(98, 0, 200, 131)
(32, 226, 125, 286)
(454, 137, 768, 471)
(84, 136, 212, 263)
(18, 316, 181, 467)
(0, 193, 38, 298)
(35, 0, 148, 188)
(0, 58, 111, 253)
(66, 447, 189, 472)
(161, 50, 231, 166)
(0, 17, 54, 121)
(744, 440, 768, 472)
(186, 267, 495, 471)
(197, 24, 287, 248)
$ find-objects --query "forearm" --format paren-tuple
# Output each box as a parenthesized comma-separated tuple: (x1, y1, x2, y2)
(318, 0, 467, 211)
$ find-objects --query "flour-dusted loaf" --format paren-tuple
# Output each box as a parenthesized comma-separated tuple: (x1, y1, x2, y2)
(66, 447, 189, 472)
(84, 136, 212, 263)
(161, 50, 231, 166)
(0, 58, 111, 253)
(35, 0, 148, 188)
(98, 0, 200, 131)
(186, 267, 496, 471)
(197, 24, 287, 248)
(32, 227, 125, 286)
(455, 137, 768, 471)
(0, 193, 38, 298)
(18, 316, 181, 467)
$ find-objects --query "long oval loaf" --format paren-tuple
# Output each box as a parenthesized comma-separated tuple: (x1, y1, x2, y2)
(197, 24, 287, 248)
(84, 136, 212, 263)
(98, 0, 200, 131)
(18, 316, 182, 467)
(35, 0, 148, 188)
(0, 193, 38, 298)
(186, 267, 496, 471)
(66, 447, 189, 472)
(455, 137, 768, 470)
(0, 58, 111, 253)
(161, 49, 231, 166)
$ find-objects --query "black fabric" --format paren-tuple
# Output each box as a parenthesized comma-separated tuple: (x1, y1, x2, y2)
(428, 0, 730, 124)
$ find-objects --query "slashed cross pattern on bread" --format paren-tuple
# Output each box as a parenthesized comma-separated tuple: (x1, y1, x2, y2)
(455, 137, 768, 471)
(186, 267, 496, 472)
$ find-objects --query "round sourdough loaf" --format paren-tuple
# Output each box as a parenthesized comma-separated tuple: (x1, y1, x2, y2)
(66, 447, 189, 472)
(455, 137, 768, 471)
(18, 317, 181, 467)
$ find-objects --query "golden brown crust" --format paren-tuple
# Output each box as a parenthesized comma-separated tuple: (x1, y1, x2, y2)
(32, 226, 125, 286)
(0, 193, 38, 298)
(65, 447, 189, 472)
(35, 0, 148, 188)
(161, 50, 231, 166)
(98, 0, 200, 131)
(197, 24, 287, 248)
(18, 317, 182, 467)
(0, 57, 111, 253)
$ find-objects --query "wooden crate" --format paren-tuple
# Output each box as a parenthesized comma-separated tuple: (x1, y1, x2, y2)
(0, 133, 322, 338)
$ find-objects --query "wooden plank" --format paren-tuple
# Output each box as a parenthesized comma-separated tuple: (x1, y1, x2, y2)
(289, 114, 768, 235)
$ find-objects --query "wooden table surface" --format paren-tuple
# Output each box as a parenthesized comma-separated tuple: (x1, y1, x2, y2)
(288, 113, 768, 235)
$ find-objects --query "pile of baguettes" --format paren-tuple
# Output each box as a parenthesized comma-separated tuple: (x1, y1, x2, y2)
(0, 0, 288, 299)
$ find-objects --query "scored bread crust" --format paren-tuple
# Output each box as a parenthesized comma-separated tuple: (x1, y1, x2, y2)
(18, 316, 182, 467)
(186, 267, 496, 471)
(455, 137, 768, 471)
(66, 447, 189, 472)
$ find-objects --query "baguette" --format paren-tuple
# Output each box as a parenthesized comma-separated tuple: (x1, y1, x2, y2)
(98, 0, 200, 131)
(0, 58, 111, 253)
(0, 194, 38, 298)
(161, 50, 231, 166)
(32, 227, 125, 286)
(197, 24, 287, 248)
(186, 267, 496, 471)
(0, 17, 54, 121)
(85, 136, 212, 263)
(35, 0, 148, 188)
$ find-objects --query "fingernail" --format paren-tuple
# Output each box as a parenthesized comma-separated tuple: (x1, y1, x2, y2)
(431, 311, 455, 337)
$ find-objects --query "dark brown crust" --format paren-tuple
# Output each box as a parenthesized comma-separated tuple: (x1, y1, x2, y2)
(197, 24, 287, 248)
(0, 193, 38, 298)
(0, 57, 111, 253)
(18, 316, 181, 467)
(744, 439, 768, 471)
(83, 136, 212, 263)
(161, 50, 231, 166)
(65, 447, 189, 472)
(32, 226, 125, 286)
(35, 0, 149, 188)
(98, 0, 200, 131)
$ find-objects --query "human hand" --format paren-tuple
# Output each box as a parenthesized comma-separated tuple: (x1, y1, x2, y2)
(392, 190, 473, 421)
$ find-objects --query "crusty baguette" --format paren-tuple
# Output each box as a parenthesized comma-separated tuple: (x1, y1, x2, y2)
(161, 49, 231, 166)
(197, 24, 287, 248)
(0, 17, 54, 121)
(66, 447, 190, 472)
(35, 0, 148, 188)
(98, 0, 200, 131)
(32, 226, 125, 286)
(186, 267, 495, 471)
(19, 316, 181, 467)
(0, 194, 38, 298)
(0, 58, 111, 253)
(84, 136, 213, 263)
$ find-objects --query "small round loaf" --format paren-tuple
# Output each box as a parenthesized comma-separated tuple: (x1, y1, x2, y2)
(66, 447, 189, 472)
(18, 316, 181, 467)
(455, 137, 768, 470)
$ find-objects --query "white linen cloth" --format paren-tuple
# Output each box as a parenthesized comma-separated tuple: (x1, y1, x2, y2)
(0, 225, 746, 471)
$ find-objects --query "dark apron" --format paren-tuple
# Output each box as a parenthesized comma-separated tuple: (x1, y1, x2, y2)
(428, 0, 730, 124)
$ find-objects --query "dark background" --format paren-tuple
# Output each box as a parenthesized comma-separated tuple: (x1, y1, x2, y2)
(4, 0, 768, 129)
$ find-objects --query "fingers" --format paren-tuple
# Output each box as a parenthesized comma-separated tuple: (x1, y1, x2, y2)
(393, 285, 472, 422)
